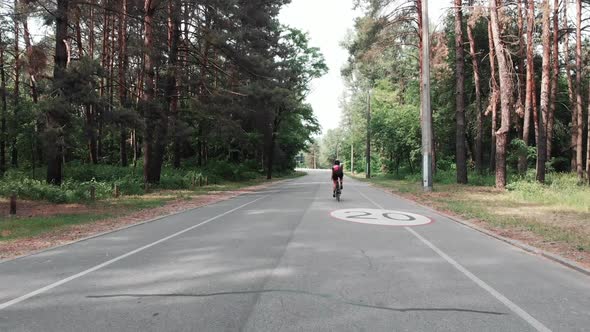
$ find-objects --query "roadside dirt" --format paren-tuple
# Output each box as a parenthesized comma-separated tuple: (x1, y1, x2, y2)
(0, 181, 280, 261)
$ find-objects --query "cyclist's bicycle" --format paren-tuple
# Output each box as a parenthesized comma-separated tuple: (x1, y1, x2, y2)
(334, 182, 342, 202)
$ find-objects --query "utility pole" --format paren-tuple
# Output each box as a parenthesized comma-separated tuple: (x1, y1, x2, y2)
(421, 0, 433, 191)
(366, 91, 371, 178)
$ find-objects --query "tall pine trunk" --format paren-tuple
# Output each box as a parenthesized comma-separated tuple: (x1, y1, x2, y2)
(467, 5, 482, 174)
(0, 28, 7, 175)
(118, 0, 128, 167)
(12, 2, 20, 168)
(47, 0, 69, 185)
(575, 0, 584, 181)
(490, 0, 514, 189)
(21, 6, 42, 171)
(587, 85, 590, 184)
(21, 9, 38, 104)
(143, 0, 165, 184)
(455, 0, 468, 184)
(547, 0, 559, 161)
(517, 0, 526, 111)
(143, 0, 156, 183)
(488, 21, 498, 171)
(97, 1, 111, 163)
(564, 1, 576, 171)
(537, 0, 551, 183)
(467, 0, 483, 174)
(521, 0, 535, 173)
(168, 0, 181, 169)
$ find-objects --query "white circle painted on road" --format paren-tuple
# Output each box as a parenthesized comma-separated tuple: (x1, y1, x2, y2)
(330, 209, 433, 227)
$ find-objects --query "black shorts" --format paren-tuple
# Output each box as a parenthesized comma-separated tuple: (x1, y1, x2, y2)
(332, 174, 343, 181)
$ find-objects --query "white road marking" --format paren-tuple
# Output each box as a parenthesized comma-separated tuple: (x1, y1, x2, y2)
(355, 188, 552, 332)
(331, 208, 432, 226)
(0, 196, 268, 311)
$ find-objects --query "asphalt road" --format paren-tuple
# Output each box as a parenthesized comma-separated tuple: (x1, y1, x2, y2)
(1, 170, 589, 331)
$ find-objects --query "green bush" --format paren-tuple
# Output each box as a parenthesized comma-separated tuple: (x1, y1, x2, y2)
(65, 163, 142, 182)
(0, 161, 269, 203)
(507, 172, 590, 212)
(114, 176, 144, 196)
(0, 176, 113, 204)
(205, 160, 235, 180)
(204, 159, 261, 181)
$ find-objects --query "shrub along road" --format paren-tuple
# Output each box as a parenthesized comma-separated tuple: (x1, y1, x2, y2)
(0, 170, 588, 331)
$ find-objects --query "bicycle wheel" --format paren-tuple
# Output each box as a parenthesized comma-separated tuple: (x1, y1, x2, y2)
(336, 188, 341, 202)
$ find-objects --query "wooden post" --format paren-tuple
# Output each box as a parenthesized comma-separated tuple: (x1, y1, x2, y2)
(206, 176, 209, 186)
(10, 192, 16, 215)
(90, 185, 96, 201)
(114, 184, 120, 198)
(199, 175, 203, 187)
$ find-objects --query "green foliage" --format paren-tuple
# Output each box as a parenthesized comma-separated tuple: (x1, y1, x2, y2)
(0, 160, 268, 203)
(0, 172, 111, 203)
(204, 160, 263, 182)
(507, 173, 590, 212)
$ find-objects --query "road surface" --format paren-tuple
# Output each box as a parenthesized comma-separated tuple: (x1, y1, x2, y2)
(1, 170, 589, 331)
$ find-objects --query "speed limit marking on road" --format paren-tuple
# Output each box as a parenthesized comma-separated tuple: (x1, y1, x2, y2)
(330, 208, 433, 227)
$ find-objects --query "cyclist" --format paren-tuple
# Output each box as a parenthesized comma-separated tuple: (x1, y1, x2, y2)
(331, 159, 344, 197)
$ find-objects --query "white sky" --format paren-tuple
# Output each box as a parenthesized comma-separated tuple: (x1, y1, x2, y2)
(279, 0, 450, 134)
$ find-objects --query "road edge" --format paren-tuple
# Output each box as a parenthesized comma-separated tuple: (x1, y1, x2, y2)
(364, 181, 590, 277)
(0, 178, 295, 265)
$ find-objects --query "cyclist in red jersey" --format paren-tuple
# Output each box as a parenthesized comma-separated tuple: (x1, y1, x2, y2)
(331, 160, 343, 197)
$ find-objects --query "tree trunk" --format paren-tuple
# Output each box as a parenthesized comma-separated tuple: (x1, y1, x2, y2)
(143, 0, 164, 184)
(467, 1, 483, 174)
(488, 21, 498, 171)
(12, 2, 20, 168)
(22, 9, 41, 171)
(21, 10, 38, 104)
(0, 28, 7, 175)
(587, 85, 590, 184)
(490, 0, 514, 189)
(85, 106, 98, 163)
(455, 0, 468, 184)
(520, 0, 535, 174)
(75, 10, 84, 57)
(118, 0, 128, 167)
(564, 1, 576, 171)
(47, 0, 69, 185)
(517, 0, 526, 111)
(575, 0, 584, 181)
(537, 0, 551, 183)
(266, 132, 276, 180)
(97, 1, 110, 162)
(547, 0, 559, 161)
(89, 2, 94, 57)
(168, 0, 181, 169)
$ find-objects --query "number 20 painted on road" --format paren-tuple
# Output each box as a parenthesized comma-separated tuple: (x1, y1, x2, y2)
(330, 208, 433, 227)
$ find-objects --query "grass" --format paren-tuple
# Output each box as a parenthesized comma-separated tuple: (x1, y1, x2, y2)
(351, 171, 590, 253)
(0, 197, 171, 241)
(0, 171, 304, 243)
(0, 214, 112, 241)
